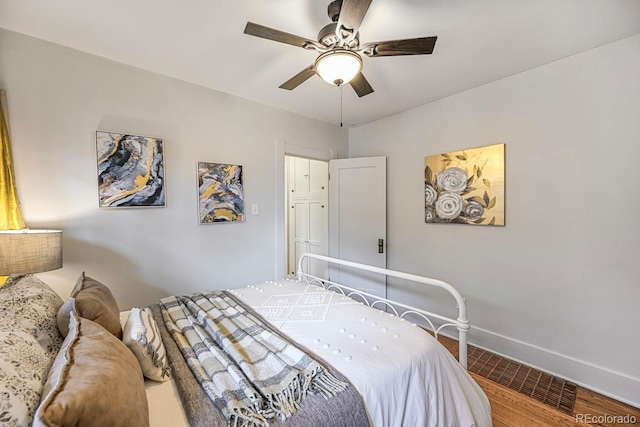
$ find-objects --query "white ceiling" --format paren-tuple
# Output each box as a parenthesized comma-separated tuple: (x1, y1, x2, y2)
(1, 0, 639, 127)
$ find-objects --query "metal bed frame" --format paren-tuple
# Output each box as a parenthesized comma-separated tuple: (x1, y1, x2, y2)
(296, 253, 470, 369)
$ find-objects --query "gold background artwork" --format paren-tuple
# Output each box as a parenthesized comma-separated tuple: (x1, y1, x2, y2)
(424, 143, 505, 226)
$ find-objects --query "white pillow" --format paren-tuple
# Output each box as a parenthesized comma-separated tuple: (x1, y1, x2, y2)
(123, 307, 170, 382)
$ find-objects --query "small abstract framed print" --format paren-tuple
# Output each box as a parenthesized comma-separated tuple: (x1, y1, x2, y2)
(197, 162, 244, 224)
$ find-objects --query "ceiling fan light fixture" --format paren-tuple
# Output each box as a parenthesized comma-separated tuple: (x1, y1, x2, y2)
(315, 49, 362, 86)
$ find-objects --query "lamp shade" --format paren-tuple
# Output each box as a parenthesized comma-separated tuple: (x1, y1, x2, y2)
(0, 230, 63, 275)
(315, 49, 363, 86)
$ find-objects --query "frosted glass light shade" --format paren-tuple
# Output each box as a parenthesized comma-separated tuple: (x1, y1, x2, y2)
(315, 49, 362, 86)
(0, 229, 63, 275)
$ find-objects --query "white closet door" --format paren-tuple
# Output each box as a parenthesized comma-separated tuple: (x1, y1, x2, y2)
(287, 157, 328, 277)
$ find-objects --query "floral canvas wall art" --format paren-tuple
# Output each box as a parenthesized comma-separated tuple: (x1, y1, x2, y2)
(424, 143, 505, 226)
(96, 131, 165, 207)
(198, 162, 244, 224)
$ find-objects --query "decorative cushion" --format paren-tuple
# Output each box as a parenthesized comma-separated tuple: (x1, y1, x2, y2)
(0, 275, 64, 427)
(55, 297, 76, 336)
(57, 272, 122, 339)
(34, 311, 150, 427)
(123, 307, 170, 382)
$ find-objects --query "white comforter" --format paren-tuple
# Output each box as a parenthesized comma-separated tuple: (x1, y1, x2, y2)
(231, 279, 492, 427)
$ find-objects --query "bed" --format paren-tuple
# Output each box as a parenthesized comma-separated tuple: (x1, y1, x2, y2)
(0, 253, 491, 427)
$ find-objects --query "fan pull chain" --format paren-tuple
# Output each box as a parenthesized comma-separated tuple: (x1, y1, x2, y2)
(340, 85, 343, 128)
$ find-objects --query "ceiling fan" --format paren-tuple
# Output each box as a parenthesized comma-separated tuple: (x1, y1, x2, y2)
(244, 0, 437, 97)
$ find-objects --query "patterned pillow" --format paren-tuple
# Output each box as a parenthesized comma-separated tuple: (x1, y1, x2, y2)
(123, 307, 170, 382)
(57, 272, 122, 339)
(34, 312, 150, 427)
(0, 275, 64, 427)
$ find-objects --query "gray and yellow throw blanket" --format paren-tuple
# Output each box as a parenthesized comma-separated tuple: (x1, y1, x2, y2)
(156, 291, 368, 427)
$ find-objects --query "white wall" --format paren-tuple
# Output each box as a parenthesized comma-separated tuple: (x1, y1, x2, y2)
(0, 29, 347, 307)
(348, 35, 640, 406)
(2, 24, 638, 407)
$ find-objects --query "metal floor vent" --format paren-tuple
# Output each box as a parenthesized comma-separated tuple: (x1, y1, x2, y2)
(468, 346, 577, 416)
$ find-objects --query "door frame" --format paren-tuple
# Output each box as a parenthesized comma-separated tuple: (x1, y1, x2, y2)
(275, 139, 335, 279)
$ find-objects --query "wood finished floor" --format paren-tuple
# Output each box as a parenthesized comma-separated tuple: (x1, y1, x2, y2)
(438, 336, 640, 426)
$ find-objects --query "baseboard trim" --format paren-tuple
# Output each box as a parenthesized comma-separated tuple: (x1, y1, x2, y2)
(443, 326, 640, 409)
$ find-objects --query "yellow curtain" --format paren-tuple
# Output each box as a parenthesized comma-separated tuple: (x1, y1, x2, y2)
(1, 90, 25, 285)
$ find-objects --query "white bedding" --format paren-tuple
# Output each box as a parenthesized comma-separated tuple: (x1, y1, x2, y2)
(139, 278, 492, 427)
(231, 279, 492, 427)
(144, 378, 189, 427)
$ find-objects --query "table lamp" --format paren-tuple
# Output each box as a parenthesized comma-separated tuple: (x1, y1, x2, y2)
(0, 229, 63, 275)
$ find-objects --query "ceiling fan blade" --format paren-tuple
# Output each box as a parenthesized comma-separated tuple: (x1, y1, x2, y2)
(365, 36, 438, 57)
(244, 22, 314, 49)
(279, 65, 316, 90)
(337, 0, 372, 35)
(350, 72, 374, 97)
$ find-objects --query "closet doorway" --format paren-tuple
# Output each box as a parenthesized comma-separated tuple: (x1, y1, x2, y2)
(285, 155, 329, 278)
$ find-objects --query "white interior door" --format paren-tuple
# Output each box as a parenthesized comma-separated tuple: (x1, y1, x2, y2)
(328, 156, 386, 297)
(287, 157, 328, 277)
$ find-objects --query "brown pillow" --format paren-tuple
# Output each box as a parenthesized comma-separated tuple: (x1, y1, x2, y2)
(57, 272, 123, 339)
(34, 312, 150, 427)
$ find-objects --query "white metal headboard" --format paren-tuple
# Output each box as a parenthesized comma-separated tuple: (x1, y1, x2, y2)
(296, 253, 470, 369)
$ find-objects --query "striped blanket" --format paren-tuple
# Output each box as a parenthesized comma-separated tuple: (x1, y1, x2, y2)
(160, 291, 349, 427)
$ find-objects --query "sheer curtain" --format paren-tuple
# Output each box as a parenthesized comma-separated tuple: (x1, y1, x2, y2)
(1, 90, 25, 284)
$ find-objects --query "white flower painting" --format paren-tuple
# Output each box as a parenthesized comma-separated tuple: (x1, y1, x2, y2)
(424, 143, 505, 226)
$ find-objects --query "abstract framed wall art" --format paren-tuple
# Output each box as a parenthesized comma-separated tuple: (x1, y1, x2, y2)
(96, 131, 165, 207)
(197, 162, 244, 224)
(424, 143, 505, 226)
